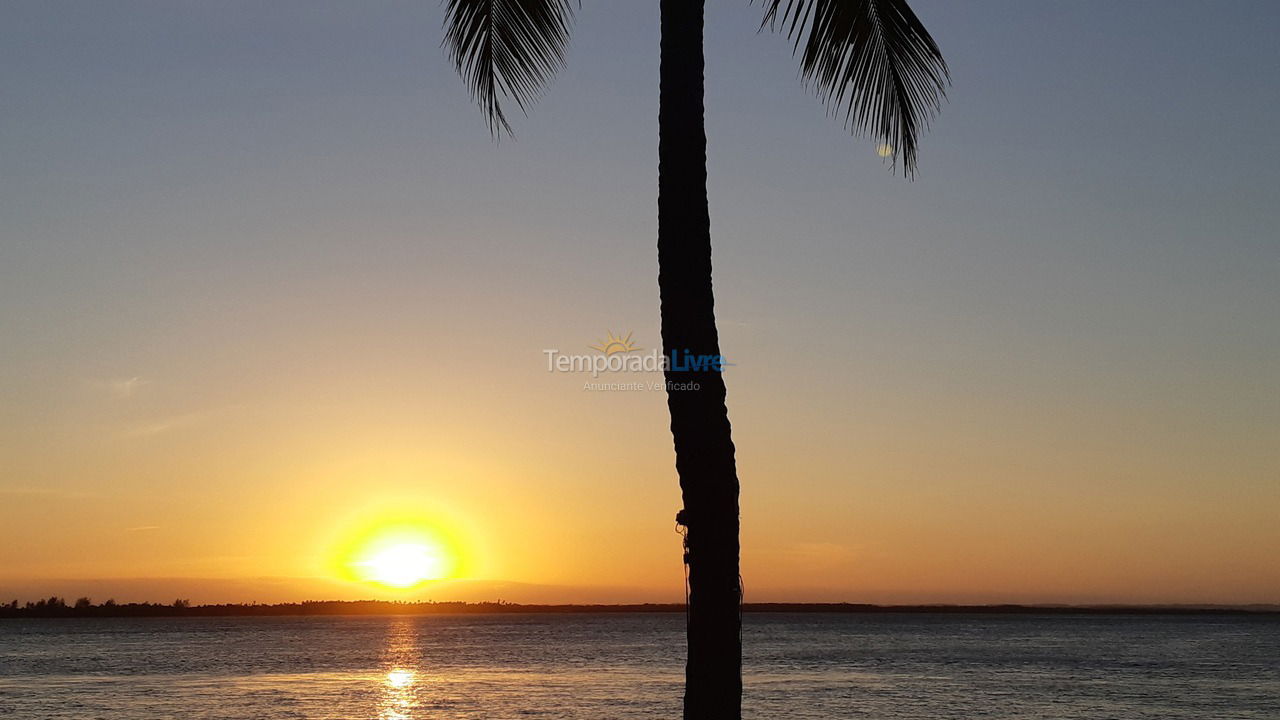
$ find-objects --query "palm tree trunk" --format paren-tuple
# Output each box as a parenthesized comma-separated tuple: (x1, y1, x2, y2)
(658, 1, 742, 718)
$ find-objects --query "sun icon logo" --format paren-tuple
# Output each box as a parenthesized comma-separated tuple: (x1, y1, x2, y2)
(590, 330, 641, 356)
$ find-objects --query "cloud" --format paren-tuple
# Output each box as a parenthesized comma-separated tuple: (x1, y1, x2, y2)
(86, 376, 150, 399)
(126, 525, 161, 532)
(0, 486, 100, 500)
(122, 404, 245, 439)
(124, 411, 206, 438)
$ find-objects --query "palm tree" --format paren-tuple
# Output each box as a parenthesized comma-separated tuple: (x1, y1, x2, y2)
(442, 1, 948, 717)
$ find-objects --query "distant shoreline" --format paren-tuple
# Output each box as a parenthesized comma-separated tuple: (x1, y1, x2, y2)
(3, 600, 1278, 619)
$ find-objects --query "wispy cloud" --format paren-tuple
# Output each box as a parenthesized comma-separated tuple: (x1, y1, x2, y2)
(122, 404, 245, 439)
(86, 376, 150, 399)
(124, 411, 206, 438)
(126, 525, 161, 532)
(0, 486, 100, 500)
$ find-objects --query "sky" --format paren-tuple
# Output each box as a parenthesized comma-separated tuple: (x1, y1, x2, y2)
(1, 0, 1278, 605)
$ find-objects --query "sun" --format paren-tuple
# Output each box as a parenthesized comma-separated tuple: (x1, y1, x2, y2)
(359, 542, 447, 588)
(333, 522, 462, 590)
(323, 503, 477, 593)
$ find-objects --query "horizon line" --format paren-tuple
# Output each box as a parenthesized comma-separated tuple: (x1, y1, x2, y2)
(6, 598, 1279, 619)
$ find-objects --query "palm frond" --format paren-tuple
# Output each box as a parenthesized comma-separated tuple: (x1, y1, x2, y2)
(443, 0, 576, 136)
(760, 0, 949, 175)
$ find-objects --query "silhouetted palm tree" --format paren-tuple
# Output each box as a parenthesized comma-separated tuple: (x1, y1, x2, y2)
(443, 1, 947, 717)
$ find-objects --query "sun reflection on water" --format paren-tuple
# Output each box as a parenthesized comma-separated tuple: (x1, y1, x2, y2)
(386, 669, 416, 689)
(378, 619, 421, 720)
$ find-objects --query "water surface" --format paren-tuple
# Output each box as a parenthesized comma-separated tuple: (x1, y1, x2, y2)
(1, 613, 1277, 718)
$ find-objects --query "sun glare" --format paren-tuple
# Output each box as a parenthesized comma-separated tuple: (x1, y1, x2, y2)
(361, 543, 446, 588)
(334, 523, 461, 589)
(385, 669, 416, 689)
(325, 504, 476, 592)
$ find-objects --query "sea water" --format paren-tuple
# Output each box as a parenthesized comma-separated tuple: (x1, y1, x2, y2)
(1, 612, 1277, 719)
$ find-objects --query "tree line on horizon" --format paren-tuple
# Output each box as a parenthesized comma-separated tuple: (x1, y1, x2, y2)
(4, 598, 1273, 619)
(3, 596, 192, 617)
(0, 597, 683, 618)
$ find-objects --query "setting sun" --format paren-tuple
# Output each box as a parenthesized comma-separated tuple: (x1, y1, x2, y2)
(345, 528, 458, 589)
(324, 508, 474, 592)
(360, 543, 447, 588)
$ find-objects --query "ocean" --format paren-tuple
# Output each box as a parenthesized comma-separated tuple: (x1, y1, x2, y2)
(1, 612, 1277, 719)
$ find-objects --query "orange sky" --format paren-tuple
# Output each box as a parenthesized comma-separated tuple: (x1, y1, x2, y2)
(2, 328, 1276, 605)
